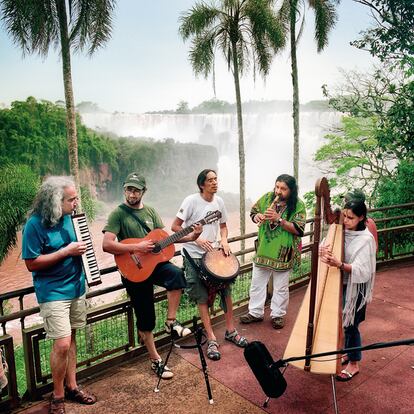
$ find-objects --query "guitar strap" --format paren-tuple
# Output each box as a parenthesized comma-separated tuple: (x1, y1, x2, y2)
(182, 248, 227, 312)
(119, 204, 152, 234)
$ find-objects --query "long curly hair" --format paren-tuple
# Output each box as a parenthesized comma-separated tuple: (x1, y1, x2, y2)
(276, 174, 298, 219)
(30, 176, 75, 227)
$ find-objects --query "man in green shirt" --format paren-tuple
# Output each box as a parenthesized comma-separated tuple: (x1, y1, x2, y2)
(240, 174, 306, 329)
(103, 172, 201, 380)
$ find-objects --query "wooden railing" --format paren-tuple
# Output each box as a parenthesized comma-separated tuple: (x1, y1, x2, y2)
(1, 202, 413, 411)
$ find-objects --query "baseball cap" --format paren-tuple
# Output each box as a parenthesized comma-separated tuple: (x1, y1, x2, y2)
(342, 188, 365, 203)
(123, 172, 146, 190)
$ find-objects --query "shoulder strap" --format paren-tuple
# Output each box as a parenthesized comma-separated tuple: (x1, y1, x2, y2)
(182, 248, 203, 273)
(118, 204, 152, 234)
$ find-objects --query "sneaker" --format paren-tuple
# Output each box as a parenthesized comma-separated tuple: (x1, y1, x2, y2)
(165, 320, 191, 338)
(151, 359, 174, 380)
(271, 316, 285, 329)
(239, 313, 264, 324)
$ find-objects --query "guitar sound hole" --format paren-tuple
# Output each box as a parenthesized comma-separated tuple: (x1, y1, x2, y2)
(152, 244, 161, 254)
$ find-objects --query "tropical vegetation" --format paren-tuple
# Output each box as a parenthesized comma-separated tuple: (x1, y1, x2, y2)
(179, 0, 286, 244)
(308, 0, 413, 213)
(277, 0, 339, 181)
(0, 0, 117, 209)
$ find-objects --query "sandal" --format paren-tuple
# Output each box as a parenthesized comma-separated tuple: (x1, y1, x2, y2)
(49, 395, 65, 414)
(224, 329, 248, 348)
(207, 340, 221, 361)
(65, 386, 97, 405)
(336, 369, 359, 382)
(151, 358, 174, 380)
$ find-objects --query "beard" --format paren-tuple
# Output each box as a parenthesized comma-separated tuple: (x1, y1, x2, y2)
(126, 197, 140, 206)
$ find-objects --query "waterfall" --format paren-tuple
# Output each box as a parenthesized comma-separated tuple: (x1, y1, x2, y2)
(81, 111, 341, 201)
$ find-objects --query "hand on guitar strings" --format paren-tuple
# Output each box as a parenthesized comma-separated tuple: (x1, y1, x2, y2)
(190, 223, 203, 240)
(132, 239, 156, 254)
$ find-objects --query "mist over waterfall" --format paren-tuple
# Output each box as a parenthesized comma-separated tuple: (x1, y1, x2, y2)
(81, 111, 341, 201)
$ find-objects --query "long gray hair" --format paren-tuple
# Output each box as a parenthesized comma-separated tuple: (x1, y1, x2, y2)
(30, 176, 75, 227)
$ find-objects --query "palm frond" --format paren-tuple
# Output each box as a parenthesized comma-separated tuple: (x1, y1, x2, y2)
(179, 3, 220, 40)
(310, 0, 338, 52)
(189, 30, 216, 77)
(69, 0, 117, 55)
(0, 0, 59, 57)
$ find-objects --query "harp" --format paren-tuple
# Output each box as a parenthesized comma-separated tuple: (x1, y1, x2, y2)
(283, 177, 343, 374)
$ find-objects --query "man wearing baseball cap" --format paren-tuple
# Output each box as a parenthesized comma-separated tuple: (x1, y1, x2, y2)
(102, 172, 202, 380)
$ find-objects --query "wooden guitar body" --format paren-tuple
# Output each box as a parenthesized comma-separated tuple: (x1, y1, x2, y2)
(116, 229, 175, 283)
(114, 210, 222, 283)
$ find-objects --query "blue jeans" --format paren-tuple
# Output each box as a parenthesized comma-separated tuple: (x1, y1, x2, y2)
(343, 285, 366, 362)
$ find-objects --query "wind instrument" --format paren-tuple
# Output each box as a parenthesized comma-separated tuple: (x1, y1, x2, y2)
(259, 195, 282, 226)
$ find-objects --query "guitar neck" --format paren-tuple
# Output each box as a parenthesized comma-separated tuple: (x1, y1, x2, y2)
(157, 223, 200, 250)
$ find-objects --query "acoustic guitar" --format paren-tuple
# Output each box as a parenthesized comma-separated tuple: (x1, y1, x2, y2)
(115, 210, 222, 282)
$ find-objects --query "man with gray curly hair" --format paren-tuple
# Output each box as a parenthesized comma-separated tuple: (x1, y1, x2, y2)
(22, 176, 97, 414)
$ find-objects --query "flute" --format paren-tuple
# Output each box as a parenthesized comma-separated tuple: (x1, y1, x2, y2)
(258, 195, 280, 226)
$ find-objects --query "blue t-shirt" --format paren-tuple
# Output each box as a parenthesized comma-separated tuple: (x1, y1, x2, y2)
(22, 214, 85, 303)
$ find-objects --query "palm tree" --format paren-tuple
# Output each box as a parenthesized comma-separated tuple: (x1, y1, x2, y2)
(180, 0, 285, 241)
(0, 0, 116, 209)
(278, 0, 339, 182)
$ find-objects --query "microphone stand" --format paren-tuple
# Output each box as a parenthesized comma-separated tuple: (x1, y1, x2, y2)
(273, 337, 414, 369)
(154, 317, 213, 404)
(266, 338, 414, 413)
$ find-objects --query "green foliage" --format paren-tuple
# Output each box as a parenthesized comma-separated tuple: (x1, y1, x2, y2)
(0, 164, 39, 264)
(375, 161, 414, 209)
(191, 98, 234, 114)
(372, 161, 414, 249)
(376, 80, 414, 160)
(351, 0, 414, 70)
(0, 98, 118, 176)
(314, 116, 393, 198)
(176, 100, 190, 114)
(180, 0, 286, 79)
(80, 186, 97, 222)
(108, 137, 219, 216)
(0, 0, 117, 57)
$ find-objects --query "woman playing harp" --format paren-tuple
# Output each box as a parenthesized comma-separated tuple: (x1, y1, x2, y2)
(320, 194, 376, 382)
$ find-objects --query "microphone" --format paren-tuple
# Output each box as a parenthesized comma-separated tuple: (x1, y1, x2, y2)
(244, 341, 287, 398)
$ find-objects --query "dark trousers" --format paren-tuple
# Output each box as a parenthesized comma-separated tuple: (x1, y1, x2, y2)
(343, 285, 366, 362)
(122, 261, 186, 332)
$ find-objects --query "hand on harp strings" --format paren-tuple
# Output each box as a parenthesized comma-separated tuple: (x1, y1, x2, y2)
(319, 243, 340, 268)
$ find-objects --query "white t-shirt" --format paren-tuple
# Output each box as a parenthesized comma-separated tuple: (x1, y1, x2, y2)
(176, 193, 228, 258)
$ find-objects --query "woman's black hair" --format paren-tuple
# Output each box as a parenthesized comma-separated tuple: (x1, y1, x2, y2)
(197, 169, 216, 192)
(344, 199, 367, 231)
(276, 174, 298, 219)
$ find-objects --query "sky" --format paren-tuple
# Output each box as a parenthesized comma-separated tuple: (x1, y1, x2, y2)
(0, 0, 378, 114)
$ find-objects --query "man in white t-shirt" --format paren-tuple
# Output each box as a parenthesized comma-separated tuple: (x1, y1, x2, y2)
(171, 169, 248, 361)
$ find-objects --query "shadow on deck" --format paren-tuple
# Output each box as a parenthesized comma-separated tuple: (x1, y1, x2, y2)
(16, 262, 414, 414)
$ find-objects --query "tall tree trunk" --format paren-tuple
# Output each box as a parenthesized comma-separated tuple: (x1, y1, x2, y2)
(231, 42, 246, 255)
(290, 1, 300, 183)
(56, 0, 82, 211)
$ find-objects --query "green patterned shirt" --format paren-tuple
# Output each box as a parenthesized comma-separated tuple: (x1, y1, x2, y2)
(251, 192, 306, 271)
